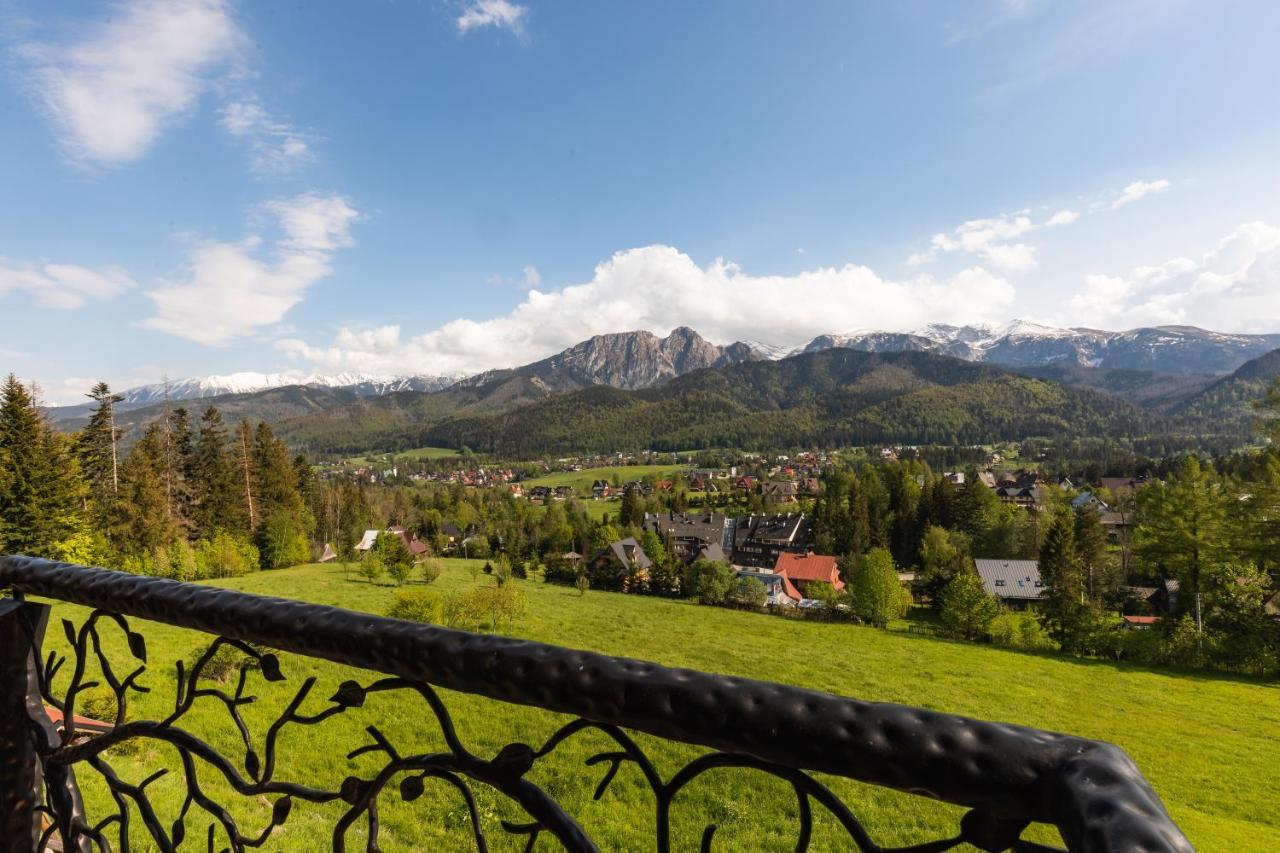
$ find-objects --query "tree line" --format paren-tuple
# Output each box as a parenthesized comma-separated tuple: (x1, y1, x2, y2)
(0, 377, 313, 578)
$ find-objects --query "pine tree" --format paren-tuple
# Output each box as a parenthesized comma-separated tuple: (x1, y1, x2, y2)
(191, 407, 242, 536)
(0, 375, 43, 552)
(0, 377, 89, 558)
(168, 406, 196, 528)
(113, 424, 179, 555)
(1135, 456, 1228, 631)
(252, 422, 305, 525)
(77, 381, 123, 524)
(1039, 512, 1085, 648)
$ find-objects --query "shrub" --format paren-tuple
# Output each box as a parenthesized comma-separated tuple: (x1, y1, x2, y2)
(388, 588, 444, 624)
(492, 556, 513, 588)
(80, 687, 119, 724)
(256, 514, 310, 570)
(358, 551, 385, 585)
(575, 573, 590, 596)
(685, 560, 734, 605)
(443, 585, 527, 632)
(989, 612, 1053, 650)
(194, 531, 259, 579)
(386, 559, 411, 586)
(726, 576, 768, 609)
(420, 558, 442, 585)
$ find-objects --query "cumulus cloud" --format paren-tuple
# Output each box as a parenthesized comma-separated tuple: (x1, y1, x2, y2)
(909, 210, 1056, 272)
(143, 193, 360, 345)
(456, 0, 529, 37)
(1065, 222, 1280, 332)
(276, 245, 1016, 377)
(222, 100, 315, 174)
(23, 0, 243, 167)
(0, 261, 133, 309)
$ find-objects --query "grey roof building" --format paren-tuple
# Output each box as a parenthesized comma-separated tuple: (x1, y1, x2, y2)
(973, 559, 1046, 607)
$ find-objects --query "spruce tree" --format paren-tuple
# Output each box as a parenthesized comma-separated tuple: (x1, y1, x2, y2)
(191, 407, 243, 536)
(0, 376, 88, 558)
(77, 381, 123, 523)
(113, 424, 178, 555)
(1039, 512, 1085, 647)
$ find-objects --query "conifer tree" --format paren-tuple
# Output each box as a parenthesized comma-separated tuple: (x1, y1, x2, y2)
(77, 382, 123, 523)
(0, 376, 88, 558)
(113, 423, 178, 554)
(191, 407, 242, 536)
(1039, 512, 1085, 647)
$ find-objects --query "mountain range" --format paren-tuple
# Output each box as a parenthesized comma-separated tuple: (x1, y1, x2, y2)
(48, 321, 1280, 421)
(47, 323, 1280, 454)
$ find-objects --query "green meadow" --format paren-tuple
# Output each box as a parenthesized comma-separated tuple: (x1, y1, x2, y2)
(348, 446, 462, 466)
(521, 464, 686, 494)
(40, 561, 1279, 851)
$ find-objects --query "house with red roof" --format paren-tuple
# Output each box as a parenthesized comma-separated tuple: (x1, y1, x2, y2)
(773, 551, 843, 599)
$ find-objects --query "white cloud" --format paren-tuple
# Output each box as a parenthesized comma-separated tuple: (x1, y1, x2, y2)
(222, 100, 315, 174)
(0, 261, 133, 309)
(910, 211, 1044, 271)
(277, 245, 1016, 377)
(1044, 209, 1080, 227)
(1064, 222, 1280, 332)
(1110, 179, 1171, 209)
(456, 0, 529, 37)
(23, 0, 243, 167)
(143, 193, 360, 345)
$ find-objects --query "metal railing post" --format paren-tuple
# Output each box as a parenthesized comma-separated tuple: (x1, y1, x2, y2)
(0, 599, 45, 853)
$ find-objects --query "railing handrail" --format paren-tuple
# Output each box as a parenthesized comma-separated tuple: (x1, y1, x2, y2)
(0, 555, 1194, 852)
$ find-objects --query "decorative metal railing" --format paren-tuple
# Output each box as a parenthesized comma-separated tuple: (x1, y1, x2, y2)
(0, 556, 1193, 852)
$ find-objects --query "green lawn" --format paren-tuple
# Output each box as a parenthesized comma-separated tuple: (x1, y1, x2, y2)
(521, 464, 686, 493)
(40, 561, 1278, 851)
(349, 446, 461, 465)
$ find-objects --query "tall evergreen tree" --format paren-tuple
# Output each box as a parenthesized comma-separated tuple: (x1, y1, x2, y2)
(191, 407, 242, 536)
(1135, 456, 1228, 631)
(113, 423, 179, 555)
(1039, 512, 1085, 647)
(0, 376, 87, 558)
(77, 382, 123, 523)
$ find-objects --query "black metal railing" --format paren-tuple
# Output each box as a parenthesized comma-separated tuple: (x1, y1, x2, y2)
(0, 556, 1194, 852)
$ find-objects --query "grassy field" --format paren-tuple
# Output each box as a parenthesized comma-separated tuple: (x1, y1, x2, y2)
(349, 446, 461, 465)
(521, 464, 686, 493)
(41, 560, 1278, 851)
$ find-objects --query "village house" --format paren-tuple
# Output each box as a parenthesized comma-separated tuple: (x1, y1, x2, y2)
(591, 479, 613, 500)
(732, 513, 813, 569)
(973, 559, 1046, 610)
(759, 480, 799, 503)
(734, 569, 801, 607)
(587, 538, 653, 591)
(355, 526, 429, 560)
(773, 551, 843, 599)
(642, 511, 734, 565)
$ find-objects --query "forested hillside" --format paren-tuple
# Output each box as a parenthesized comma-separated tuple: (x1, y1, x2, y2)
(386, 350, 1162, 455)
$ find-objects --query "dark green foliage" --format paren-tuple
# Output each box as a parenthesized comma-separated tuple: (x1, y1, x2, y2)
(685, 559, 734, 605)
(726, 576, 768, 609)
(847, 547, 907, 628)
(255, 514, 310, 570)
(939, 570, 999, 640)
(276, 350, 1161, 456)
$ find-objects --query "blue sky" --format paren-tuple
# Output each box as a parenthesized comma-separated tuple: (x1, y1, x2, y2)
(2, 0, 1279, 402)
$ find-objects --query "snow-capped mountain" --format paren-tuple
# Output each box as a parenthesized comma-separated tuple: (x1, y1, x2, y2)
(118, 371, 462, 406)
(798, 322, 1280, 375)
